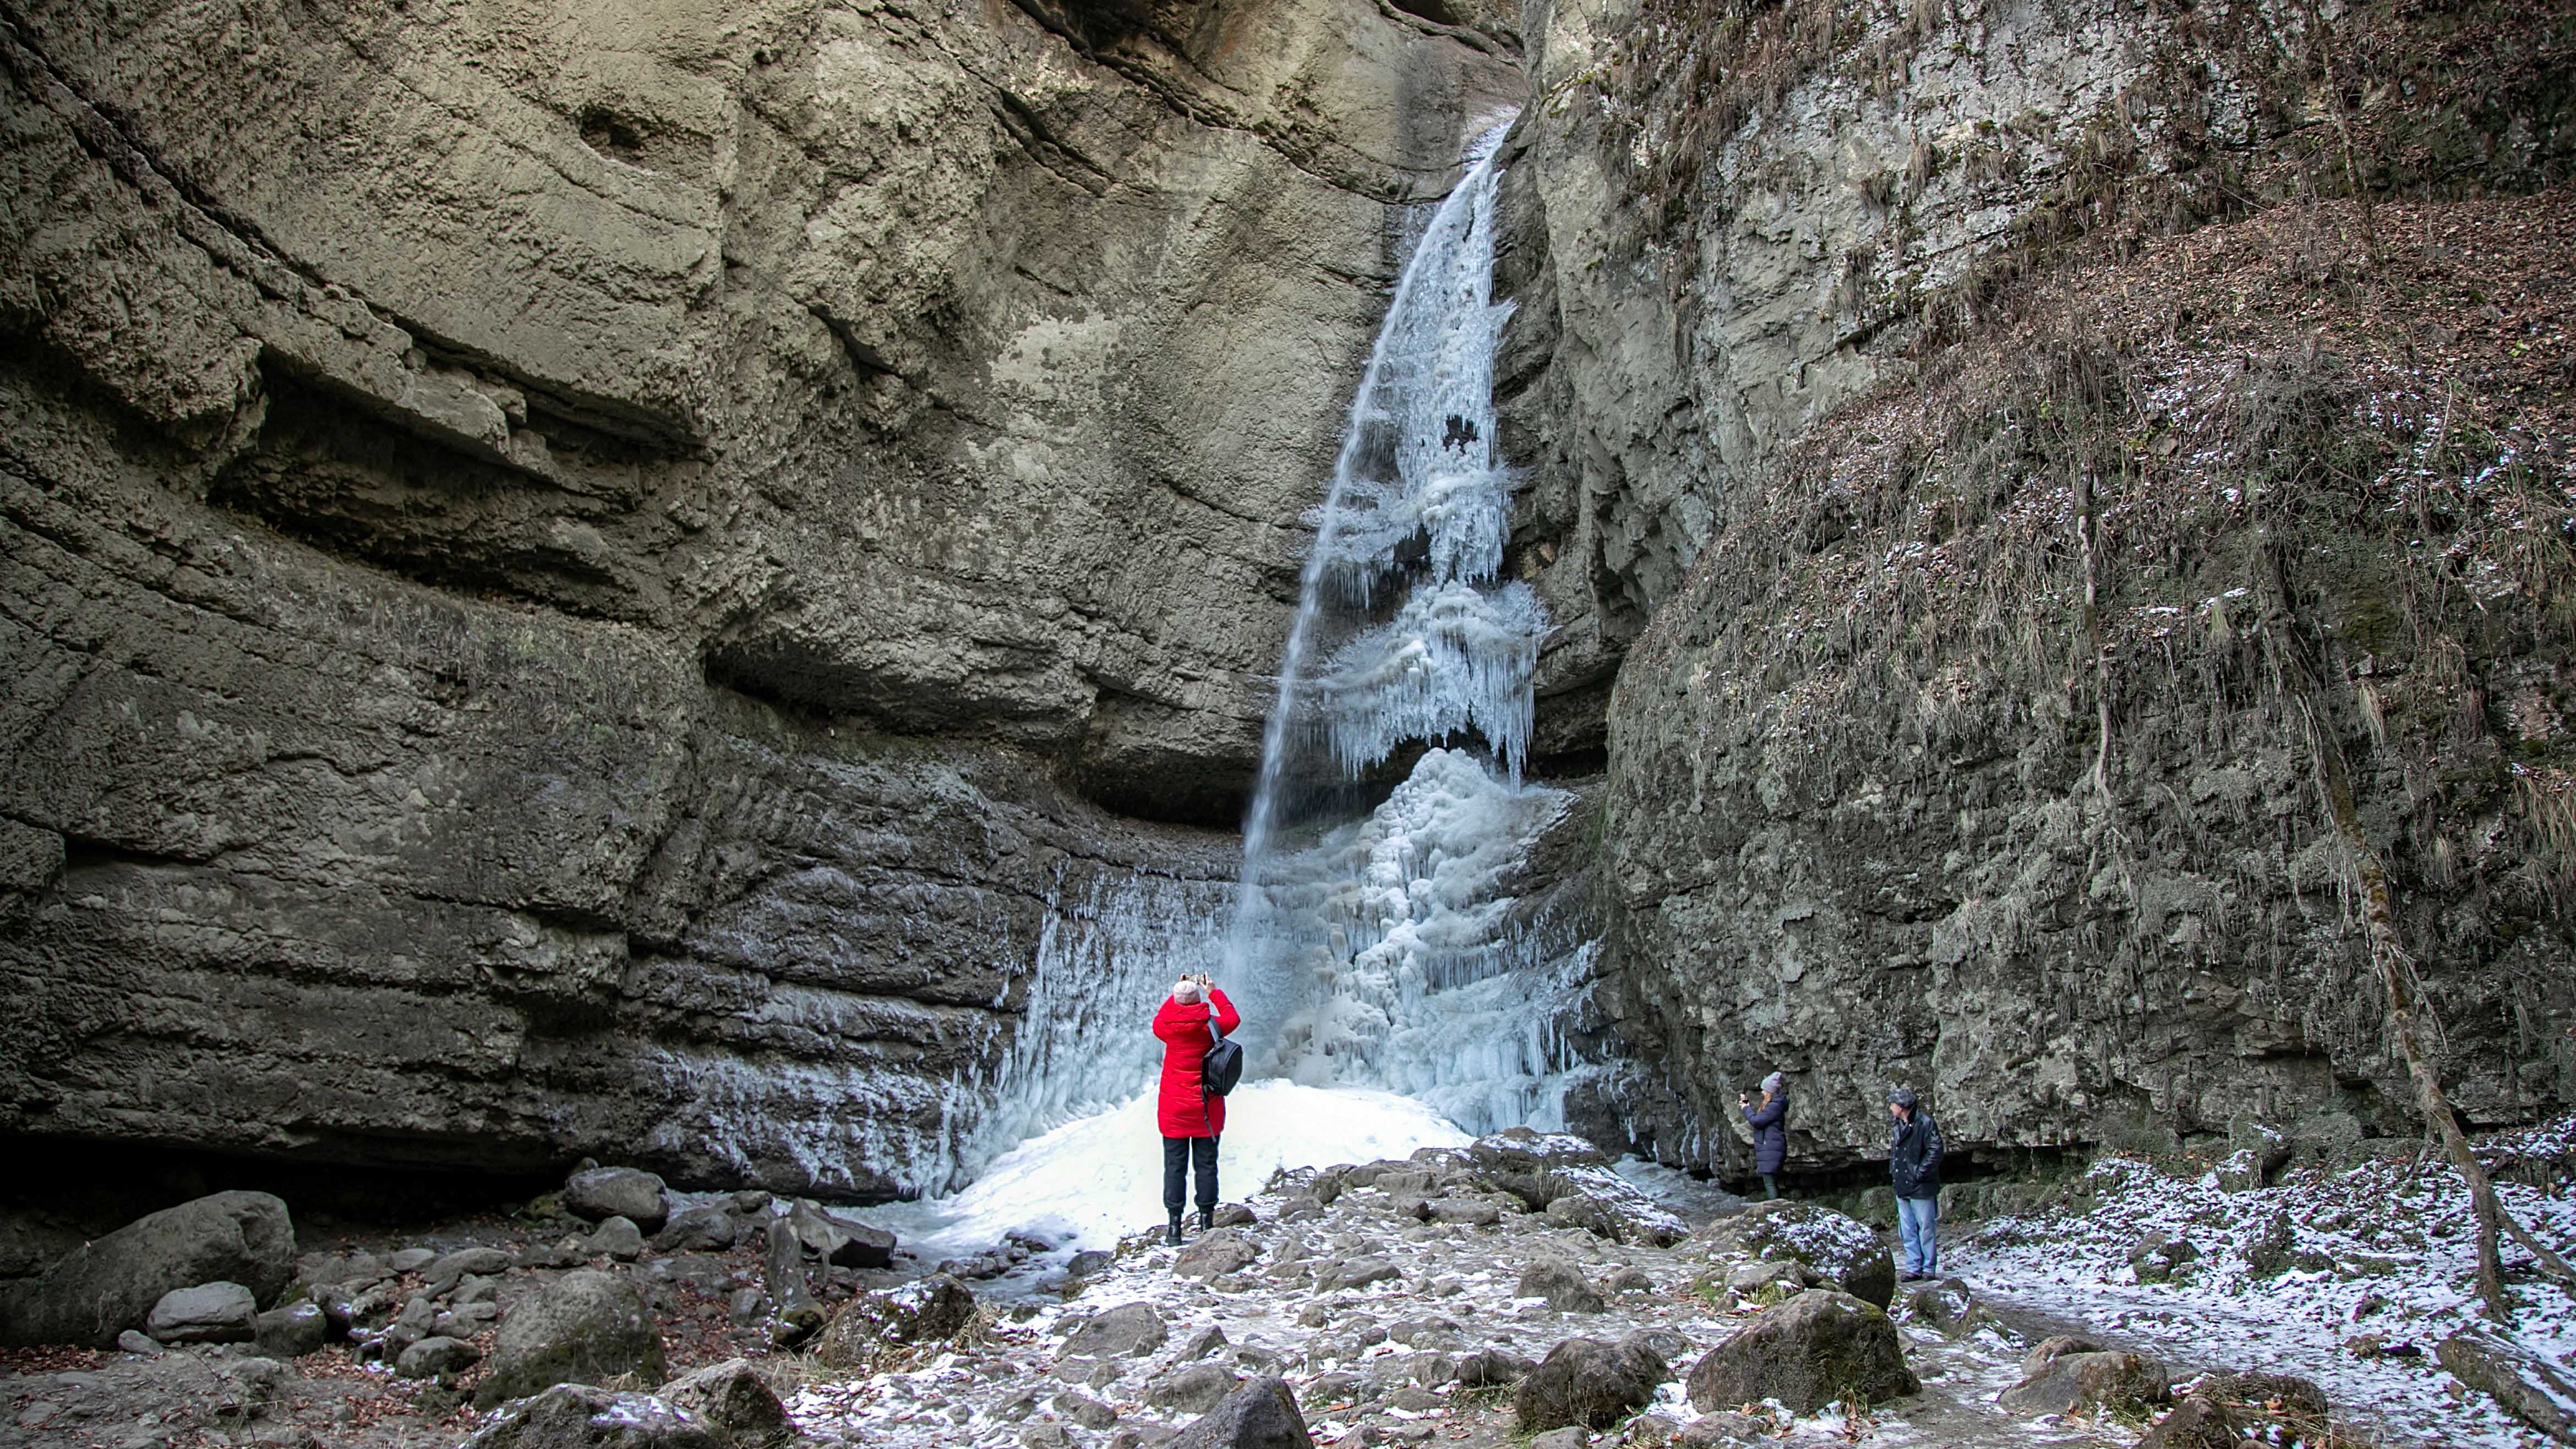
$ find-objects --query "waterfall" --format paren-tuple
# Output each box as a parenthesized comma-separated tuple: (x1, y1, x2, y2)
(1221, 121, 1597, 1134)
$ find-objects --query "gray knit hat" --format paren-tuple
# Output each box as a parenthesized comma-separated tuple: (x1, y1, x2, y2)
(1759, 1072, 1784, 1095)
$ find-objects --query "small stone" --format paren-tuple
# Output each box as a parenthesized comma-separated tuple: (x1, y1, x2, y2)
(1149, 1363, 1245, 1413)
(146, 1282, 257, 1344)
(1604, 1267, 1653, 1294)
(1456, 1347, 1536, 1387)
(1428, 1199, 1501, 1227)
(2000, 1350, 2171, 1416)
(388, 1248, 438, 1274)
(658, 1358, 793, 1448)
(1166, 1376, 1313, 1449)
(1318, 1256, 1402, 1292)
(254, 1301, 329, 1357)
(1530, 1430, 1589, 1449)
(1176, 1228, 1259, 1280)
(462, 1383, 718, 1448)
(397, 1335, 482, 1378)
(1182, 1324, 1231, 1359)
(427, 1248, 515, 1291)
(2138, 1396, 2242, 1449)
(654, 1205, 741, 1253)
(1063, 1301, 1169, 1358)
(1055, 1391, 1120, 1430)
(728, 1286, 769, 1325)
(117, 1329, 164, 1355)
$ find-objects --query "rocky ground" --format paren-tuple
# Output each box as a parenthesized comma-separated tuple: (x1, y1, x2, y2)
(23, 1125, 2557, 1449)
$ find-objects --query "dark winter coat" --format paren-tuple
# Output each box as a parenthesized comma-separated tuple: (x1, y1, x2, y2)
(1889, 1108, 1944, 1198)
(1743, 1094, 1788, 1174)
(1152, 988, 1240, 1138)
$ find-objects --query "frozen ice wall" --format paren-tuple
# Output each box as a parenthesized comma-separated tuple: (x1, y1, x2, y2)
(1225, 119, 1604, 1136)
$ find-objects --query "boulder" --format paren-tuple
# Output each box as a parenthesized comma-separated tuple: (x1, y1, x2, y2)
(2137, 1397, 2244, 1449)
(1175, 1228, 1259, 1280)
(0, 1191, 294, 1347)
(655, 1206, 743, 1254)
(1063, 1300, 1169, 1358)
(396, 1335, 483, 1378)
(146, 1282, 258, 1344)
(1456, 1347, 1537, 1387)
(2438, 1333, 2576, 1443)
(1999, 1350, 2171, 1416)
(474, 1268, 666, 1407)
(811, 1273, 979, 1368)
(254, 1300, 330, 1357)
(1685, 1290, 1917, 1413)
(564, 1168, 670, 1234)
(1516, 1260, 1606, 1314)
(1527, 1430, 1588, 1449)
(463, 1384, 721, 1449)
(787, 1200, 896, 1269)
(1167, 1375, 1314, 1449)
(1691, 1201, 1894, 1309)
(2193, 1370, 2328, 1420)
(1150, 1363, 1246, 1413)
(1515, 1333, 1667, 1432)
(658, 1358, 793, 1448)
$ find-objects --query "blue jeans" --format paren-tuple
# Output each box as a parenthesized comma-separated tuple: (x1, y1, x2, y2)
(1896, 1194, 1939, 1276)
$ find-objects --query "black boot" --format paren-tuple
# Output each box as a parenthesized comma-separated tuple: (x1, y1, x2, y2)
(1197, 1207, 1216, 1232)
(1165, 1215, 1183, 1247)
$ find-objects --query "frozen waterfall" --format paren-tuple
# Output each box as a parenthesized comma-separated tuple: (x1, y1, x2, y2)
(1222, 120, 1598, 1136)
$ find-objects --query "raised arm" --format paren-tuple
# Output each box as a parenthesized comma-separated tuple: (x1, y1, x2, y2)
(1210, 987, 1241, 1037)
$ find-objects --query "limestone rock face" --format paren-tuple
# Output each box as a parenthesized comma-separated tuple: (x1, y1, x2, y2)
(1491, 0, 2576, 1174)
(0, 0, 1518, 1190)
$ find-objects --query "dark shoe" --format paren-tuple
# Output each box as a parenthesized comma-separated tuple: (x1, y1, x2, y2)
(1165, 1216, 1183, 1247)
(1197, 1208, 1216, 1232)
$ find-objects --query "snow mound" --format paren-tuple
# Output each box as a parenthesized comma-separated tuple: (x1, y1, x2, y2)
(854, 1081, 1471, 1265)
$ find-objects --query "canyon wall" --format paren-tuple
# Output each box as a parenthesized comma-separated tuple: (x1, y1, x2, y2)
(1495, 0, 2576, 1175)
(0, 0, 1521, 1195)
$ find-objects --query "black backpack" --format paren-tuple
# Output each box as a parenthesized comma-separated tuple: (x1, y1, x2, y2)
(1202, 1018, 1244, 1099)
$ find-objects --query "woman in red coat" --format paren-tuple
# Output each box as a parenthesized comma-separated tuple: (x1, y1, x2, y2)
(1153, 974, 1241, 1245)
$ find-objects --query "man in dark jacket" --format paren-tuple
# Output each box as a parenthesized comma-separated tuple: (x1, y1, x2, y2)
(1887, 1087, 1943, 1280)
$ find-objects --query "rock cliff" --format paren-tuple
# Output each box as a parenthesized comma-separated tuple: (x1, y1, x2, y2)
(1493, 0, 2575, 1173)
(0, 0, 1520, 1193)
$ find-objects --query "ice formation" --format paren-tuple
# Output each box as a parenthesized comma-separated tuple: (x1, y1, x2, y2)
(1222, 118, 1603, 1136)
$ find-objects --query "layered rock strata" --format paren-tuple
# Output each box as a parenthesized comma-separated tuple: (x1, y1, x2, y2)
(0, 0, 1521, 1191)
(1492, 0, 2576, 1173)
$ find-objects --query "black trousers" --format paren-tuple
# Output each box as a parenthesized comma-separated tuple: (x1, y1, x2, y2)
(1162, 1135, 1218, 1216)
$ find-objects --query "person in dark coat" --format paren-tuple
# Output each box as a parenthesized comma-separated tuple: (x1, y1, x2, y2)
(1887, 1086, 1944, 1280)
(1739, 1071, 1788, 1199)
(1152, 974, 1241, 1245)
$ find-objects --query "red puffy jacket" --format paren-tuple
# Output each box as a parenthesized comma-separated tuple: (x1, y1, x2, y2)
(1152, 988, 1241, 1138)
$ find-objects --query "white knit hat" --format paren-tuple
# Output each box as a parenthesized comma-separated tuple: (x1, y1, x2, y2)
(1172, 978, 1203, 1004)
